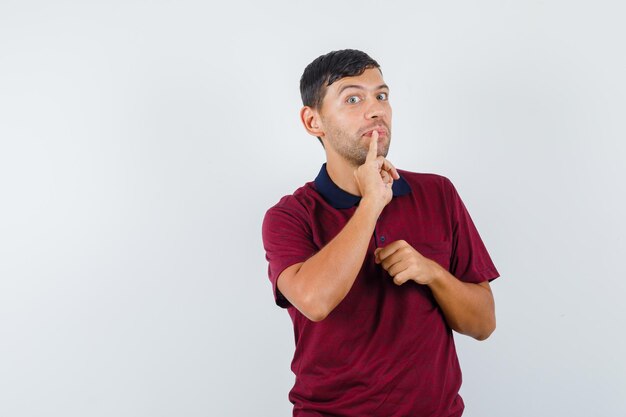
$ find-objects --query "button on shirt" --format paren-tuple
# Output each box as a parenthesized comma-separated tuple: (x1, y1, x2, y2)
(262, 164, 500, 417)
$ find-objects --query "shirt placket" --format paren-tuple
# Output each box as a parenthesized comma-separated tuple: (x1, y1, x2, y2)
(373, 214, 387, 248)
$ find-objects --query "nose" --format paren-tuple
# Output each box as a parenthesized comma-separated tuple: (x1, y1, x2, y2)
(365, 97, 387, 119)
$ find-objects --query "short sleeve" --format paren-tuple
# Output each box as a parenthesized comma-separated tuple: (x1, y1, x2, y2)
(443, 178, 500, 284)
(262, 201, 319, 308)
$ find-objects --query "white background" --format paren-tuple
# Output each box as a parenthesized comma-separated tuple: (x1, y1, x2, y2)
(1, 1, 625, 416)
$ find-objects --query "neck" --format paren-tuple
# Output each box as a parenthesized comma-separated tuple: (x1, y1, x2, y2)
(325, 154, 362, 197)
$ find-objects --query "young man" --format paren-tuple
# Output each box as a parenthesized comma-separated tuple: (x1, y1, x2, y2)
(262, 49, 500, 416)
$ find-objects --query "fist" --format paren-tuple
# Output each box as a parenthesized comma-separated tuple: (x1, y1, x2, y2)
(374, 240, 443, 286)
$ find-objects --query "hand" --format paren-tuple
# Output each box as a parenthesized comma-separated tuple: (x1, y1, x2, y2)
(374, 240, 443, 286)
(354, 130, 400, 210)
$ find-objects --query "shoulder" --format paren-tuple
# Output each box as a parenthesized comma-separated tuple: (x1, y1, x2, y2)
(262, 181, 319, 230)
(397, 169, 455, 193)
(265, 181, 317, 213)
(395, 169, 461, 214)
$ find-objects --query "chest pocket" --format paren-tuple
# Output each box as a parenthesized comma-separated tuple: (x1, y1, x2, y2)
(409, 241, 451, 271)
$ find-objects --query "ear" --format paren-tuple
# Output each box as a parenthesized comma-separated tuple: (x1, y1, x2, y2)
(300, 106, 325, 139)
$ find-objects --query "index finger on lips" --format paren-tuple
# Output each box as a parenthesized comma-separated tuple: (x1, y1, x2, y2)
(366, 130, 379, 163)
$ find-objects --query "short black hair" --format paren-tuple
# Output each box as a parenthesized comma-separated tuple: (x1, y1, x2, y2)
(300, 49, 381, 110)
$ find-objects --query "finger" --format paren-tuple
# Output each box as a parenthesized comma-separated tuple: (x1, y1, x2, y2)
(393, 270, 411, 286)
(376, 240, 407, 262)
(382, 253, 405, 272)
(374, 248, 382, 264)
(375, 156, 399, 180)
(381, 158, 400, 180)
(388, 260, 408, 277)
(380, 170, 391, 184)
(366, 130, 379, 162)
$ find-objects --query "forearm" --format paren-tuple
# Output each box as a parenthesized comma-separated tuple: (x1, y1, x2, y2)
(428, 266, 496, 340)
(295, 199, 381, 320)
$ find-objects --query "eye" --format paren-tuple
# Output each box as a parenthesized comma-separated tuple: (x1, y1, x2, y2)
(346, 95, 361, 104)
(377, 92, 388, 101)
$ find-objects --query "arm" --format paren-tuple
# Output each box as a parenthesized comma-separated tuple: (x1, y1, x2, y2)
(428, 270, 495, 340)
(277, 198, 381, 322)
(277, 131, 398, 322)
(375, 241, 496, 340)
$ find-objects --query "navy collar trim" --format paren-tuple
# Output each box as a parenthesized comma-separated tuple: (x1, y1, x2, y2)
(314, 163, 412, 209)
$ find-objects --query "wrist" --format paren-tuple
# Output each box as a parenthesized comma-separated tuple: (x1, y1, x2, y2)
(426, 261, 448, 289)
(359, 196, 386, 215)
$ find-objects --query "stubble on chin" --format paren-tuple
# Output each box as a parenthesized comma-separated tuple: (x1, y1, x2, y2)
(351, 138, 391, 166)
(326, 130, 390, 167)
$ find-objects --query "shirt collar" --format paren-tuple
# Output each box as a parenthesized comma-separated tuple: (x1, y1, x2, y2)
(314, 163, 412, 209)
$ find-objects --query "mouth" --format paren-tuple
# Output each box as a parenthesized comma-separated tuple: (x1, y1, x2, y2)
(362, 128, 387, 138)
(362, 126, 388, 137)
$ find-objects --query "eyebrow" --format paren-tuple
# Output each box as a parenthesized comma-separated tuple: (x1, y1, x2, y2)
(337, 83, 389, 95)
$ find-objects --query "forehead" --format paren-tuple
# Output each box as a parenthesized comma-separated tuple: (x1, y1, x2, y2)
(328, 67, 386, 94)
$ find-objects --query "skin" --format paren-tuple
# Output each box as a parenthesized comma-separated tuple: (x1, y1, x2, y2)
(279, 68, 495, 340)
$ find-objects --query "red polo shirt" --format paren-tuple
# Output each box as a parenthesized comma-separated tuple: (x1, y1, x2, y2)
(262, 164, 499, 417)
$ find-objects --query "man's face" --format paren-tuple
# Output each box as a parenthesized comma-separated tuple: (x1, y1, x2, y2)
(318, 67, 392, 167)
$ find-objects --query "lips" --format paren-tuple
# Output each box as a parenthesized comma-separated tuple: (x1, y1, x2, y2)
(362, 127, 388, 137)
